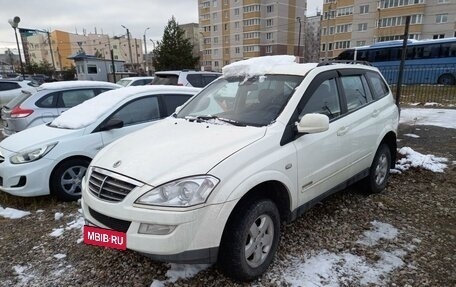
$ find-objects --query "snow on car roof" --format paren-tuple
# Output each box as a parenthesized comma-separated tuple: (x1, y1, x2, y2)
(222, 55, 317, 78)
(50, 85, 199, 129)
(39, 80, 121, 91)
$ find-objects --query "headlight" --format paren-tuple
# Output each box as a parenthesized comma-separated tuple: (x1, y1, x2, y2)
(135, 176, 219, 207)
(10, 142, 57, 164)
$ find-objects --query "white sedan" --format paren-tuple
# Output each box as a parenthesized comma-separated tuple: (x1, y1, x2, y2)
(0, 85, 199, 201)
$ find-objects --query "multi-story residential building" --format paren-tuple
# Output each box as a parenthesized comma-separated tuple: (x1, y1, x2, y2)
(21, 30, 144, 72)
(198, 0, 307, 71)
(320, 0, 456, 59)
(180, 23, 201, 63)
(303, 13, 322, 62)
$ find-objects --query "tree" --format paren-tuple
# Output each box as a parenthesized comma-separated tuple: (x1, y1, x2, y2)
(153, 16, 198, 71)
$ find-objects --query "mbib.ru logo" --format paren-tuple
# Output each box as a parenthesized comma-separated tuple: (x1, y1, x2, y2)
(83, 225, 126, 250)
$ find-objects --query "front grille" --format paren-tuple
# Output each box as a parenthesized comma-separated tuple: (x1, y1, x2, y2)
(89, 207, 131, 232)
(0, 152, 4, 164)
(88, 167, 141, 202)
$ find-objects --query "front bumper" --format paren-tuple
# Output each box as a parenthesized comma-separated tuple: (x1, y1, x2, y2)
(0, 148, 54, 197)
(81, 182, 237, 263)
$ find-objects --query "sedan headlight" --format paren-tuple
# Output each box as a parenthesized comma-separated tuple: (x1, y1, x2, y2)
(10, 142, 57, 164)
(135, 176, 219, 207)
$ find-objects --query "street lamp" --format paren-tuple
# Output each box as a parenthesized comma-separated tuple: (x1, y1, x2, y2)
(143, 27, 150, 73)
(296, 17, 302, 62)
(121, 25, 134, 71)
(8, 16, 25, 78)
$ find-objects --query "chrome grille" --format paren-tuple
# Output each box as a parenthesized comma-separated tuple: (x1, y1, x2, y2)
(88, 167, 141, 202)
(0, 150, 4, 164)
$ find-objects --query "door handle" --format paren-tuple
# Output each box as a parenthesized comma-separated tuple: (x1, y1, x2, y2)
(372, 109, 380, 118)
(337, 126, 348, 136)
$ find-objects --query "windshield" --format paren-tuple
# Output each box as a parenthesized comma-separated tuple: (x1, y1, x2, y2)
(176, 75, 303, 127)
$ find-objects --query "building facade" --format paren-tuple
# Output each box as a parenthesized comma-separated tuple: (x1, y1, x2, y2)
(320, 0, 456, 59)
(198, 0, 307, 71)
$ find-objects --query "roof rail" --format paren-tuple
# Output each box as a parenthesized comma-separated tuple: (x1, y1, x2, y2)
(317, 60, 372, 67)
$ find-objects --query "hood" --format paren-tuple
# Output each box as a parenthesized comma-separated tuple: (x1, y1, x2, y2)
(0, 124, 83, 153)
(92, 117, 266, 185)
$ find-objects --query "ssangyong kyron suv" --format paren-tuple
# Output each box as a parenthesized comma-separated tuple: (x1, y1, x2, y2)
(82, 56, 399, 281)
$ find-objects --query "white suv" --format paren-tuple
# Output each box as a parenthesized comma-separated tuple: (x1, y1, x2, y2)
(82, 56, 399, 281)
(152, 70, 221, 87)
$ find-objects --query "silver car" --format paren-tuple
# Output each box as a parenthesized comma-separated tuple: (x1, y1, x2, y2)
(1, 80, 121, 137)
(0, 79, 39, 107)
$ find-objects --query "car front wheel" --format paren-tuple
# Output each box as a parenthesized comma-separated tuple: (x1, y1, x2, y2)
(365, 144, 392, 193)
(50, 158, 90, 201)
(218, 198, 281, 281)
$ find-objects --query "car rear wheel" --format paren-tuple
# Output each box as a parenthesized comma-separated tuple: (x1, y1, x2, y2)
(50, 158, 90, 201)
(365, 144, 391, 194)
(218, 198, 280, 281)
(437, 73, 456, 85)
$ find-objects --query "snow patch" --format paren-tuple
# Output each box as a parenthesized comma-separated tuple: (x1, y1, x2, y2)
(0, 206, 31, 219)
(356, 221, 399, 246)
(150, 264, 211, 286)
(49, 228, 64, 237)
(36, 209, 45, 213)
(394, 147, 448, 173)
(54, 212, 64, 221)
(400, 108, 456, 129)
(13, 265, 35, 285)
(403, 133, 420, 138)
(39, 80, 120, 91)
(222, 55, 299, 78)
(54, 253, 67, 260)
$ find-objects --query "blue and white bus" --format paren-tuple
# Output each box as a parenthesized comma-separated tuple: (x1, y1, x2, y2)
(336, 38, 456, 85)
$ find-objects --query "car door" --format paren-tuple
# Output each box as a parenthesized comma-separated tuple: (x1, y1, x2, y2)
(292, 71, 353, 205)
(99, 95, 161, 147)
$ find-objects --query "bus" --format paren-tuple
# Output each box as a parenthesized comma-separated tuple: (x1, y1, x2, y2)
(336, 38, 456, 85)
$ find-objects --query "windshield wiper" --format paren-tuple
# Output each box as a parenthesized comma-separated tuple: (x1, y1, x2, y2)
(184, 115, 246, 126)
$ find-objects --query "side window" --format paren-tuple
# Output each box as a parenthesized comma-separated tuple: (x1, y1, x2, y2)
(366, 72, 390, 100)
(60, 89, 96, 108)
(186, 74, 203, 87)
(340, 75, 369, 112)
(202, 75, 219, 86)
(36, 92, 58, 108)
(162, 94, 193, 116)
(0, 82, 20, 91)
(110, 96, 160, 126)
(300, 78, 341, 120)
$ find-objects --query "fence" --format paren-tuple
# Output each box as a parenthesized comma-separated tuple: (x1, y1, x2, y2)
(378, 64, 456, 106)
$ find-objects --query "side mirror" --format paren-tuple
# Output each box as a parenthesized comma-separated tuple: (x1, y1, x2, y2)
(101, 118, 124, 131)
(296, 113, 329, 134)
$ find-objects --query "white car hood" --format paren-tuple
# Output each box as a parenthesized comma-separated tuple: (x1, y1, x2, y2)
(0, 124, 83, 153)
(92, 118, 266, 185)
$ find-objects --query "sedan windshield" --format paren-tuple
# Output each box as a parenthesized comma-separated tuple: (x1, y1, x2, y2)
(176, 75, 303, 127)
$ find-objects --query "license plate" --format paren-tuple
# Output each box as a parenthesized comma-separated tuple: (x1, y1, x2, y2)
(83, 225, 126, 250)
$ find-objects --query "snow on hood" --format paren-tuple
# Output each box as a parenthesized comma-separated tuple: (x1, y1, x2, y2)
(39, 80, 120, 90)
(0, 124, 81, 153)
(222, 55, 299, 78)
(51, 86, 158, 129)
(92, 117, 266, 185)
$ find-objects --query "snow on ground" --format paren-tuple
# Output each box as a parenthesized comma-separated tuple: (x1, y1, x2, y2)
(53, 254, 67, 260)
(0, 206, 31, 219)
(394, 147, 448, 173)
(403, 133, 420, 138)
(13, 265, 35, 286)
(54, 212, 64, 221)
(265, 221, 409, 287)
(150, 264, 212, 287)
(400, 108, 456, 129)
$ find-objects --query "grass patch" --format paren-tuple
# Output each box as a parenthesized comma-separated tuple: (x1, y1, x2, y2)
(391, 85, 456, 105)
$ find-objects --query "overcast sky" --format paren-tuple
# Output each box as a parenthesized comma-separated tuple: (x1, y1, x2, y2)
(1, 0, 322, 53)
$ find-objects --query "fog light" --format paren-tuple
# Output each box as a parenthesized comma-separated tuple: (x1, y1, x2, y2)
(138, 223, 176, 235)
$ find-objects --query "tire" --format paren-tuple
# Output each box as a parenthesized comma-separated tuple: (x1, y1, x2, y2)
(218, 199, 281, 282)
(50, 158, 90, 201)
(365, 144, 391, 194)
(437, 74, 456, 85)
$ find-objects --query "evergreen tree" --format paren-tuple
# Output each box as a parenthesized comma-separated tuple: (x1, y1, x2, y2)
(153, 16, 198, 71)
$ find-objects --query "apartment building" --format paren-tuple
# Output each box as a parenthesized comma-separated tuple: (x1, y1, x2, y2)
(198, 0, 307, 71)
(320, 0, 456, 59)
(21, 30, 144, 71)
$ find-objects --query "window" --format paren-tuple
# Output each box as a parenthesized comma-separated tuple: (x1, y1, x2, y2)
(234, 8, 240, 16)
(36, 92, 58, 108)
(212, 12, 217, 19)
(266, 32, 273, 40)
(224, 23, 229, 30)
(162, 95, 192, 115)
(110, 96, 160, 126)
(213, 25, 218, 32)
(244, 45, 260, 52)
(0, 82, 20, 91)
(300, 79, 341, 120)
(235, 34, 240, 41)
(438, 0, 449, 3)
(266, 19, 273, 27)
(337, 6, 354, 17)
(433, 34, 445, 39)
(201, 1, 210, 8)
(335, 41, 350, 50)
(214, 49, 219, 56)
(367, 72, 389, 100)
(336, 24, 352, 33)
(341, 76, 369, 112)
(358, 23, 367, 31)
(360, 5, 369, 14)
(356, 41, 366, 46)
(244, 32, 260, 39)
(266, 46, 272, 53)
(235, 21, 240, 28)
(436, 14, 448, 24)
(235, 47, 240, 54)
(244, 5, 261, 13)
(243, 18, 261, 26)
(214, 61, 219, 67)
(212, 0, 217, 7)
(267, 5, 274, 13)
(214, 37, 219, 44)
(61, 89, 96, 108)
(87, 65, 98, 74)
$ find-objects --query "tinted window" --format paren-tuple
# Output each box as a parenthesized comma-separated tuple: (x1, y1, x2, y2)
(187, 74, 203, 87)
(110, 96, 160, 126)
(202, 75, 219, 86)
(60, 89, 96, 108)
(0, 82, 20, 91)
(36, 92, 58, 108)
(162, 94, 193, 116)
(366, 72, 390, 100)
(300, 78, 341, 120)
(152, 74, 179, 85)
(341, 75, 369, 112)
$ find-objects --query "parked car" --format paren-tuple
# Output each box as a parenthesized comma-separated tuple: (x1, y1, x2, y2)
(0, 79, 39, 107)
(116, 76, 154, 87)
(0, 85, 199, 201)
(81, 56, 399, 281)
(151, 70, 221, 87)
(1, 81, 121, 137)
